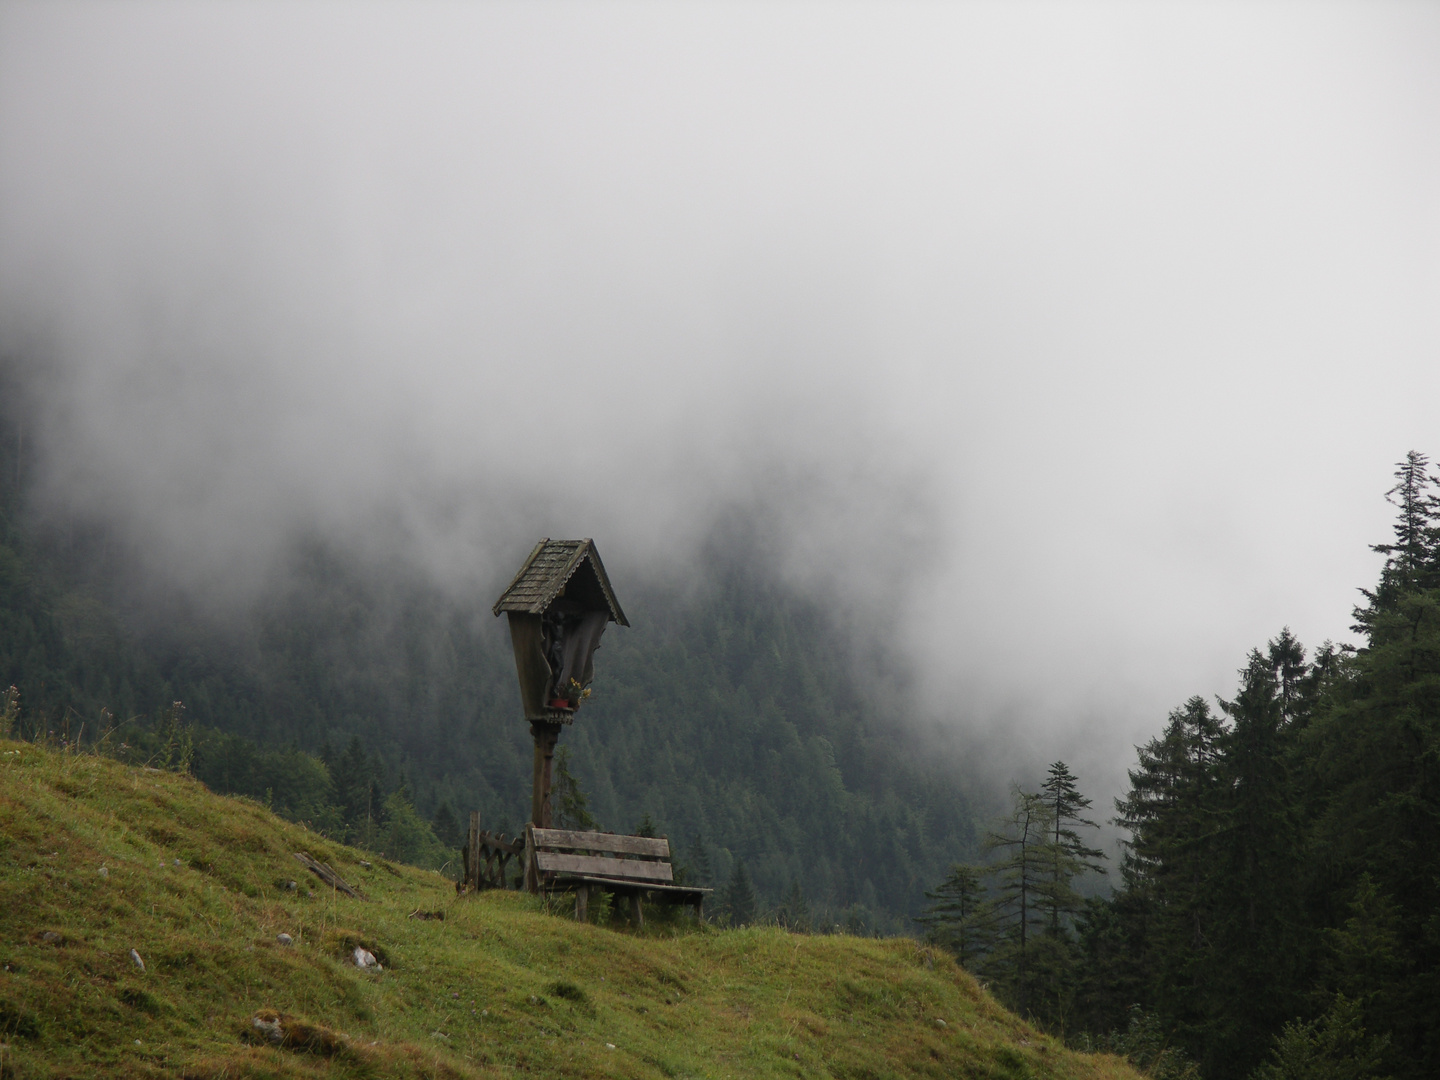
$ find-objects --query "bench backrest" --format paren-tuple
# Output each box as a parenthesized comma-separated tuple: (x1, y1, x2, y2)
(527, 827, 674, 884)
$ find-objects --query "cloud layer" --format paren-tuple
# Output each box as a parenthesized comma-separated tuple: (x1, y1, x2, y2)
(3, 2, 1438, 799)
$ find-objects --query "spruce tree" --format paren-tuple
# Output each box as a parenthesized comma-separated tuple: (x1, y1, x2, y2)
(1304, 451, 1440, 1077)
(917, 864, 995, 967)
(329, 735, 385, 844)
(1211, 645, 1308, 1078)
(551, 746, 596, 830)
(983, 788, 1056, 1017)
(1369, 450, 1440, 580)
(1251, 995, 1390, 1080)
(431, 800, 462, 848)
(1111, 696, 1227, 1062)
(778, 878, 810, 932)
(688, 833, 714, 888)
(1267, 628, 1309, 726)
(1073, 893, 1148, 1037)
(1321, 874, 1408, 1048)
(1038, 761, 1105, 935)
(724, 858, 756, 926)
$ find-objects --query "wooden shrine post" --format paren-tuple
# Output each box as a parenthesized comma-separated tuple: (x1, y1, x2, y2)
(530, 720, 562, 828)
(493, 539, 627, 890)
(466, 811, 481, 888)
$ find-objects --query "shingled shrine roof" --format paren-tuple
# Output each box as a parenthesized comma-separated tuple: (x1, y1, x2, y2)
(491, 538, 629, 625)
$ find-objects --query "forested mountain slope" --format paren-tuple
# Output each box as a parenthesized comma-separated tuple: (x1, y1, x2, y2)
(0, 394, 977, 932)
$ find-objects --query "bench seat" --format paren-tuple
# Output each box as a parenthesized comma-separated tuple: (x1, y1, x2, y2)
(525, 826, 711, 925)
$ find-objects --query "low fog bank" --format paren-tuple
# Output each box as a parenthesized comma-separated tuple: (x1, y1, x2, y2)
(4, 2, 1440, 821)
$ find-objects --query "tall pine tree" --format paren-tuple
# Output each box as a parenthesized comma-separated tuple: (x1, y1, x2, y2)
(724, 858, 757, 926)
(1038, 761, 1106, 935)
(982, 789, 1056, 1018)
(1209, 644, 1309, 1078)
(1303, 451, 1440, 1078)
(917, 864, 995, 967)
(1109, 697, 1227, 1064)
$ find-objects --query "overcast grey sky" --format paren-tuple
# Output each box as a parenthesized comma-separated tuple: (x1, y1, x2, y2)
(2, 2, 1438, 797)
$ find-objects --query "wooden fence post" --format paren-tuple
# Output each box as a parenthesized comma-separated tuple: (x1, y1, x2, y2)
(468, 812, 481, 891)
(461, 823, 471, 887)
(524, 823, 538, 894)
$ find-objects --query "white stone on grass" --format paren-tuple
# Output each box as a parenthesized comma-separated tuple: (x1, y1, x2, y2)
(352, 946, 380, 969)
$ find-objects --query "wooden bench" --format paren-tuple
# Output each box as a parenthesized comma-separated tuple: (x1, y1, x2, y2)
(524, 826, 710, 926)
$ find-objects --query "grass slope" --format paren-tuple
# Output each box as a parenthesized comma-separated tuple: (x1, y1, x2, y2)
(0, 742, 1138, 1080)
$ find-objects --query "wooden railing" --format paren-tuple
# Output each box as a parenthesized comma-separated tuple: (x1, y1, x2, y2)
(458, 811, 523, 892)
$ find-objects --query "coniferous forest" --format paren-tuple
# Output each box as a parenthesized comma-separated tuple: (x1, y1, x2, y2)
(917, 452, 1440, 1079)
(5, 361, 1440, 1077)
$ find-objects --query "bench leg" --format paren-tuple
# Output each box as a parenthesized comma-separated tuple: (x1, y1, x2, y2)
(630, 892, 644, 929)
(575, 885, 588, 923)
(694, 898, 703, 921)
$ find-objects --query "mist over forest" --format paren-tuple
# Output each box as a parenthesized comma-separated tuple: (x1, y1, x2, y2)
(0, 366, 981, 934)
(5, 2, 1438, 811)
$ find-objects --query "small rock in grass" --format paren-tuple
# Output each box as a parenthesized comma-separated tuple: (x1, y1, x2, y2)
(352, 946, 379, 969)
(276, 933, 293, 946)
(934, 1018, 948, 1027)
(606, 1043, 616, 1050)
(41, 931, 61, 944)
(252, 1014, 283, 1044)
(359, 861, 372, 869)
(284, 880, 297, 892)
(129, 948, 145, 971)
(98, 866, 109, 879)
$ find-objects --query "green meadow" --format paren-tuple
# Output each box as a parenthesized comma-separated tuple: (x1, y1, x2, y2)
(0, 740, 1138, 1079)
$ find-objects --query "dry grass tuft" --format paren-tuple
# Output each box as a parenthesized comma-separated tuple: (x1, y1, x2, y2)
(246, 1009, 351, 1056)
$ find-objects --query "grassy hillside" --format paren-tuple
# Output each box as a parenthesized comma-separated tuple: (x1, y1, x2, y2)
(0, 741, 1136, 1080)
